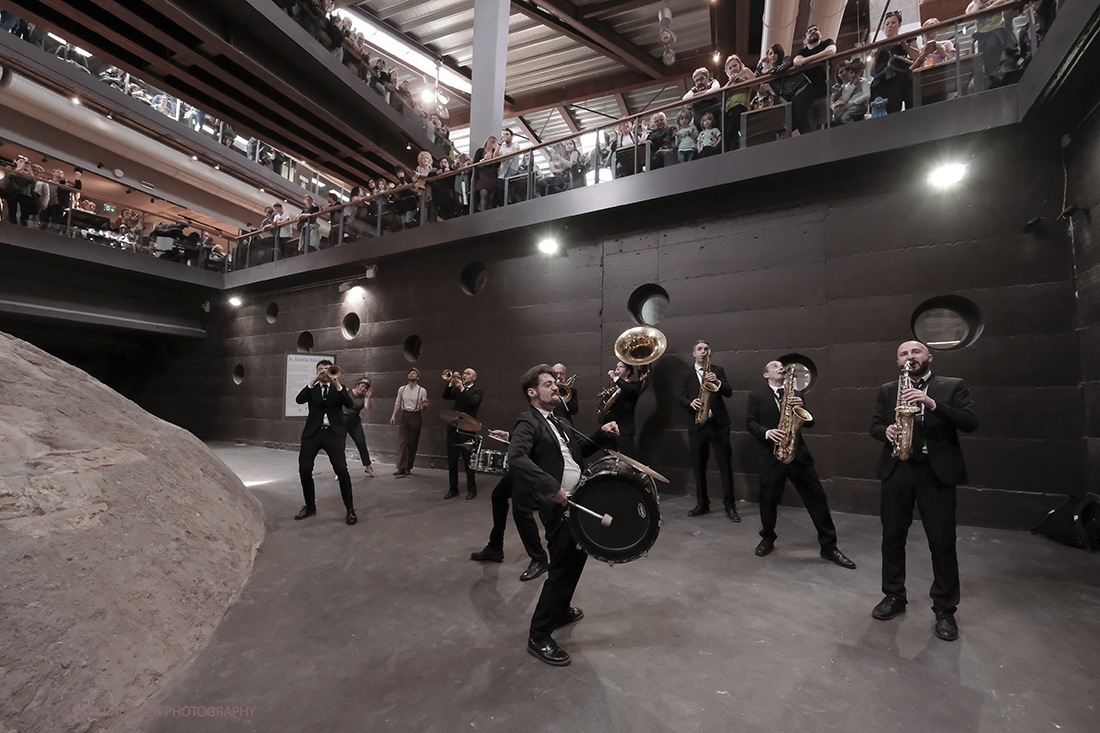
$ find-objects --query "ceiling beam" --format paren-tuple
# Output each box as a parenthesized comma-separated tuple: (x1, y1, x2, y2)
(557, 104, 581, 133)
(512, 115, 543, 145)
(579, 0, 659, 20)
(613, 92, 630, 117)
(512, 0, 665, 79)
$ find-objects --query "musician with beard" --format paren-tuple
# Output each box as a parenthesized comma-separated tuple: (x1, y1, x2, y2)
(870, 341, 977, 642)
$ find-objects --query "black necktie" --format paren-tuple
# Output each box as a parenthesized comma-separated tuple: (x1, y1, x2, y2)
(322, 385, 328, 400)
(776, 387, 784, 401)
(548, 414, 570, 445)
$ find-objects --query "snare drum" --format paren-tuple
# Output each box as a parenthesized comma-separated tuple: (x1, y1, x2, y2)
(568, 455, 661, 565)
(473, 444, 509, 475)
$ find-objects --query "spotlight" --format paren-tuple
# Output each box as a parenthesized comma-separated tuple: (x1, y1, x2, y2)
(537, 238, 559, 254)
(125, 188, 133, 194)
(72, 97, 80, 105)
(228, 296, 242, 307)
(150, 197, 156, 204)
(1022, 216, 1044, 233)
(191, 155, 198, 161)
(420, 89, 435, 104)
(106, 112, 113, 120)
(406, 142, 412, 150)
(1061, 205, 1090, 219)
(96, 163, 104, 169)
(713, 51, 720, 63)
(259, 188, 264, 193)
(927, 162, 966, 188)
(214, 164, 220, 170)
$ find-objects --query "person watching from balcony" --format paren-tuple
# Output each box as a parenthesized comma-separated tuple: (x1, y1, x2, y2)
(41, 168, 70, 233)
(832, 58, 871, 124)
(682, 67, 721, 133)
(911, 19, 957, 69)
(756, 44, 816, 135)
(967, 0, 1016, 83)
(697, 112, 722, 158)
(722, 54, 756, 151)
(674, 108, 699, 164)
(325, 191, 344, 247)
(793, 24, 837, 128)
(271, 202, 293, 257)
(870, 11, 917, 114)
(297, 194, 321, 253)
(473, 136, 500, 212)
(646, 111, 677, 170)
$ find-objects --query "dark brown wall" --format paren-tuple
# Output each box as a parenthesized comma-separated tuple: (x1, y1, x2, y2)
(126, 123, 1083, 530)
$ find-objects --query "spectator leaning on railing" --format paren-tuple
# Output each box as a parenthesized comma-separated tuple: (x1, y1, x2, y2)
(722, 54, 756, 151)
(682, 67, 721, 133)
(757, 44, 816, 135)
(792, 24, 836, 128)
(832, 58, 871, 125)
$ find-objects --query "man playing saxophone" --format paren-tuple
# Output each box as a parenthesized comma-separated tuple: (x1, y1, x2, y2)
(870, 341, 978, 642)
(678, 340, 738, 521)
(746, 360, 855, 568)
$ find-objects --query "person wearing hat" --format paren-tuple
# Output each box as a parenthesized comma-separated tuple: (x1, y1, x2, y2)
(390, 368, 429, 476)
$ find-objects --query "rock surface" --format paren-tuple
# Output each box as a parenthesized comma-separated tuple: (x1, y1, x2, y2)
(0, 332, 264, 733)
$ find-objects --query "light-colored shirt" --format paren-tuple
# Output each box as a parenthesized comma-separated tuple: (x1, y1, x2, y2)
(698, 128, 721, 148)
(395, 384, 427, 412)
(536, 406, 582, 496)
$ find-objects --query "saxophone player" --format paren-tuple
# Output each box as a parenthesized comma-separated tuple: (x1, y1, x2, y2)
(678, 340, 738, 521)
(870, 341, 978, 642)
(746, 361, 855, 568)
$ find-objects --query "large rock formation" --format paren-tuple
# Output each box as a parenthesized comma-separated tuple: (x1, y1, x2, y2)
(0, 332, 264, 733)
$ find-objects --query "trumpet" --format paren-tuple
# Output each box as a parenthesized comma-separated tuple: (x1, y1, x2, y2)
(442, 369, 463, 384)
(327, 364, 342, 380)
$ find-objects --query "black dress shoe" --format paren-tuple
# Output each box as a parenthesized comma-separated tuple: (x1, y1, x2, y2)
(551, 607, 584, 631)
(444, 488, 459, 499)
(871, 596, 906, 620)
(470, 545, 504, 562)
(755, 538, 774, 556)
(346, 509, 358, 525)
(294, 505, 316, 520)
(465, 490, 477, 500)
(821, 548, 857, 569)
(687, 505, 710, 517)
(725, 506, 741, 523)
(520, 559, 549, 582)
(934, 613, 959, 641)
(527, 636, 570, 666)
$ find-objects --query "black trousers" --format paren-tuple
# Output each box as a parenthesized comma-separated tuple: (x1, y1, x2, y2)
(757, 460, 838, 551)
(529, 503, 587, 641)
(880, 458, 959, 615)
(342, 414, 372, 467)
(299, 426, 354, 511)
(487, 473, 547, 563)
(689, 422, 734, 509)
(446, 428, 477, 493)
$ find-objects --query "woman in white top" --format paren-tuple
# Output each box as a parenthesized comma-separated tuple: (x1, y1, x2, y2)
(390, 368, 430, 476)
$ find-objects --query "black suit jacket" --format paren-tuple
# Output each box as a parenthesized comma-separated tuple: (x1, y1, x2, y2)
(679, 364, 733, 430)
(552, 388, 579, 423)
(604, 378, 640, 436)
(442, 383, 483, 423)
(507, 406, 609, 507)
(870, 374, 977, 484)
(746, 387, 815, 466)
(297, 383, 354, 439)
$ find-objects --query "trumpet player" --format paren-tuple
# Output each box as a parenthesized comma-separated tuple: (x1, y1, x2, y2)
(294, 360, 358, 526)
(870, 341, 977, 642)
(678, 340, 738, 521)
(601, 361, 641, 458)
(747, 360, 854, 568)
(551, 363, 578, 423)
(443, 368, 483, 500)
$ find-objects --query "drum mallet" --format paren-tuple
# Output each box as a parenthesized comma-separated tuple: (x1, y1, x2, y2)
(569, 500, 612, 527)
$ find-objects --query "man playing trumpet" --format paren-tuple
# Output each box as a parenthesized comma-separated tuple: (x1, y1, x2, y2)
(746, 360, 854, 568)
(294, 360, 358, 525)
(443, 368, 483, 500)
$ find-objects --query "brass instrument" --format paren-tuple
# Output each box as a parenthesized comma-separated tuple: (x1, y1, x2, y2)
(326, 364, 342, 380)
(773, 363, 813, 464)
(556, 374, 577, 403)
(695, 350, 720, 426)
(891, 360, 921, 460)
(442, 369, 462, 385)
(597, 326, 667, 416)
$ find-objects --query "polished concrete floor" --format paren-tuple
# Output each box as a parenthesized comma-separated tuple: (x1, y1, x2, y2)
(138, 443, 1100, 733)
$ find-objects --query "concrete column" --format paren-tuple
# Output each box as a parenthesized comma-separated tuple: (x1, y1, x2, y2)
(470, 0, 510, 153)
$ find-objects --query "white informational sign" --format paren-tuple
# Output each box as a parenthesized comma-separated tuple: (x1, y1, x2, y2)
(285, 354, 336, 418)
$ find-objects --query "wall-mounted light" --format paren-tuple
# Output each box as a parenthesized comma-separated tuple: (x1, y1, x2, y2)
(72, 97, 80, 105)
(228, 296, 243, 307)
(1022, 216, 1045, 234)
(537, 238, 559, 254)
(1061, 205, 1091, 219)
(927, 162, 966, 188)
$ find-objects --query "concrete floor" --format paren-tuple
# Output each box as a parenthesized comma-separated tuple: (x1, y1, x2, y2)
(137, 443, 1100, 733)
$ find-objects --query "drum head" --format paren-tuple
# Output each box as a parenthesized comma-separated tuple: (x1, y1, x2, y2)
(569, 473, 661, 565)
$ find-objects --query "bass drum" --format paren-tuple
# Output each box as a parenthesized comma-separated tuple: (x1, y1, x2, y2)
(569, 456, 661, 565)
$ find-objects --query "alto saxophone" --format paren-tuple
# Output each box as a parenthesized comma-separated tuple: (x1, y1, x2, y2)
(695, 352, 720, 425)
(891, 360, 921, 460)
(773, 364, 813, 464)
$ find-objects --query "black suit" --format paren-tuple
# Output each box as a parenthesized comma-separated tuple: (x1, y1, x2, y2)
(508, 406, 608, 641)
(870, 373, 977, 615)
(746, 387, 838, 551)
(296, 382, 355, 512)
(443, 383, 483, 493)
(604, 377, 640, 458)
(679, 364, 735, 510)
(552, 388, 579, 423)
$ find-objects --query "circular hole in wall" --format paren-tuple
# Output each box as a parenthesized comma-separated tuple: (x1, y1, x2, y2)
(297, 331, 314, 353)
(403, 335, 423, 361)
(232, 364, 244, 385)
(627, 284, 670, 326)
(460, 261, 488, 295)
(775, 353, 818, 392)
(342, 312, 361, 340)
(265, 302, 279, 323)
(911, 296, 983, 350)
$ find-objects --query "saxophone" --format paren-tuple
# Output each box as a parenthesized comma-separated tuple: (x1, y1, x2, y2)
(773, 364, 813, 464)
(695, 351, 720, 425)
(891, 360, 922, 460)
